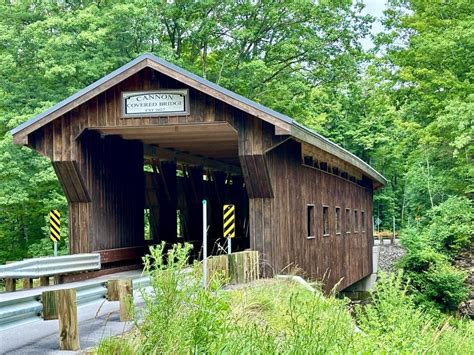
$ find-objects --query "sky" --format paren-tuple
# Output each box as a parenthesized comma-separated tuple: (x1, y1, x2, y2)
(360, 0, 387, 49)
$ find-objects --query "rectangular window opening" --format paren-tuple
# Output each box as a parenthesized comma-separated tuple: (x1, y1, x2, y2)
(335, 207, 341, 235)
(323, 205, 329, 237)
(144, 209, 152, 241)
(354, 210, 359, 233)
(361, 210, 366, 231)
(345, 208, 351, 234)
(177, 209, 184, 238)
(307, 205, 315, 238)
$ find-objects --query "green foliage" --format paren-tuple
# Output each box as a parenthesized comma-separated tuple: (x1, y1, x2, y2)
(420, 263, 469, 311)
(397, 196, 472, 310)
(134, 242, 230, 354)
(356, 272, 474, 353)
(424, 196, 473, 255)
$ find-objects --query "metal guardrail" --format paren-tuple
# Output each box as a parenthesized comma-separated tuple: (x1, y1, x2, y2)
(0, 254, 101, 278)
(0, 295, 43, 330)
(0, 276, 150, 331)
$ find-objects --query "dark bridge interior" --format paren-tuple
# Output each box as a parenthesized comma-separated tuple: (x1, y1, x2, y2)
(90, 122, 250, 260)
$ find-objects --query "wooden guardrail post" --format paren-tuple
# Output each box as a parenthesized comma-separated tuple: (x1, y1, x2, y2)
(107, 279, 133, 322)
(40, 276, 50, 286)
(106, 280, 120, 301)
(5, 278, 16, 292)
(57, 289, 80, 350)
(4, 261, 16, 292)
(207, 254, 229, 285)
(22, 278, 33, 289)
(118, 280, 133, 322)
(41, 288, 80, 350)
(41, 290, 59, 320)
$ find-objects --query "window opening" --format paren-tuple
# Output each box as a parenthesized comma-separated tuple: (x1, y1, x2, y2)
(144, 209, 152, 241)
(177, 209, 184, 238)
(335, 207, 341, 235)
(307, 205, 315, 238)
(354, 210, 359, 233)
(361, 210, 366, 231)
(323, 205, 329, 237)
(345, 208, 351, 234)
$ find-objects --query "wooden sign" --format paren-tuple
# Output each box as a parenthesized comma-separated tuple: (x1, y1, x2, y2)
(122, 89, 189, 118)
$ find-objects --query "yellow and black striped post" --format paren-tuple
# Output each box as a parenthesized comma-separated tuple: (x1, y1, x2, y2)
(49, 210, 61, 256)
(223, 204, 235, 254)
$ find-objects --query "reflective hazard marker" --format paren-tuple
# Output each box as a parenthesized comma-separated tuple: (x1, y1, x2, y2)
(223, 204, 235, 239)
(49, 210, 61, 242)
(223, 204, 235, 255)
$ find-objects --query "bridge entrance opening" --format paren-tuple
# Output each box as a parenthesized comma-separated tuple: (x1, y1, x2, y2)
(91, 122, 249, 262)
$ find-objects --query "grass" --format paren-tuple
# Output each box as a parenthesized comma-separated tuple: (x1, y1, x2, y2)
(96, 243, 474, 354)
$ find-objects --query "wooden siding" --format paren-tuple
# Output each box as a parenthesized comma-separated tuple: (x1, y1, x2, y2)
(263, 139, 373, 291)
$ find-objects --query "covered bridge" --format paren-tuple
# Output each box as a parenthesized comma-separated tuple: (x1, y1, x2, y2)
(11, 53, 385, 291)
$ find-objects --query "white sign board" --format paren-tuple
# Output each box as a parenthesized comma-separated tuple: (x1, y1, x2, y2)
(122, 90, 189, 118)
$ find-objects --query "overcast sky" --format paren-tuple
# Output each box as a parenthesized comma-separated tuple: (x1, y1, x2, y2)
(360, 0, 387, 49)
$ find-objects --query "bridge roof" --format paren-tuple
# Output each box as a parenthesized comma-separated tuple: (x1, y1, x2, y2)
(11, 53, 386, 186)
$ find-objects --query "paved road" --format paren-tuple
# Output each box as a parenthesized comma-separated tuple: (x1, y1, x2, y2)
(0, 271, 147, 354)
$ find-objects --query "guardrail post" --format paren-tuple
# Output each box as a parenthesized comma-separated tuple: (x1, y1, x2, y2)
(118, 279, 133, 322)
(107, 279, 133, 321)
(41, 290, 59, 320)
(40, 276, 50, 287)
(106, 280, 120, 301)
(22, 278, 33, 289)
(57, 289, 80, 351)
(54, 275, 63, 285)
(5, 278, 16, 292)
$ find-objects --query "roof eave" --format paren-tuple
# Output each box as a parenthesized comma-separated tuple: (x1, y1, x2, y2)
(290, 121, 387, 188)
(11, 54, 152, 137)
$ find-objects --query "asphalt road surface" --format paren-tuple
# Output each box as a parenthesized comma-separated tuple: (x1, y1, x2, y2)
(0, 296, 145, 355)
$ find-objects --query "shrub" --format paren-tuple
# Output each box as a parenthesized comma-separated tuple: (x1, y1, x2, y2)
(398, 245, 468, 310)
(397, 196, 472, 310)
(356, 272, 474, 353)
(420, 263, 469, 311)
(424, 196, 473, 255)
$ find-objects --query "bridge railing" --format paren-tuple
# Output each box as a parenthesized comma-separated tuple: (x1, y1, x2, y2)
(0, 254, 101, 279)
(0, 276, 148, 331)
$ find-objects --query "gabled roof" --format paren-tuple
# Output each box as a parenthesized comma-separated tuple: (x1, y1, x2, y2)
(11, 53, 386, 186)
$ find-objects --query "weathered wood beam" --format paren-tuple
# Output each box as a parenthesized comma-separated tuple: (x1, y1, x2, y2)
(57, 289, 80, 350)
(52, 161, 91, 203)
(239, 155, 273, 198)
(144, 144, 241, 175)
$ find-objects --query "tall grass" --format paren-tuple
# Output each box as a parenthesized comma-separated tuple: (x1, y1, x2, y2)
(97, 244, 473, 354)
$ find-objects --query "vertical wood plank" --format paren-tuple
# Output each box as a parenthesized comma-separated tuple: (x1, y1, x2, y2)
(57, 289, 80, 351)
(42, 290, 58, 320)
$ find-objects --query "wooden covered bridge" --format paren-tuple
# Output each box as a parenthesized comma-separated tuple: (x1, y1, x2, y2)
(11, 53, 385, 291)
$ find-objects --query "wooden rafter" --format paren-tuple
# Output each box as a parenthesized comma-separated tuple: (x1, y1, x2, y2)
(144, 145, 241, 175)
